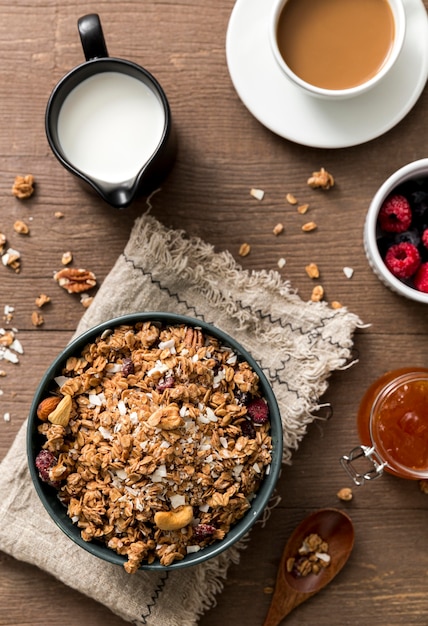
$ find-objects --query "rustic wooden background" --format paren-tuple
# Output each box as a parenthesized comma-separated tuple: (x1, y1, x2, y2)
(1, 1, 428, 624)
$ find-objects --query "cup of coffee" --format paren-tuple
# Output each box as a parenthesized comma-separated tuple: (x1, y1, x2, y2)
(269, 0, 406, 99)
(46, 14, 177, 209)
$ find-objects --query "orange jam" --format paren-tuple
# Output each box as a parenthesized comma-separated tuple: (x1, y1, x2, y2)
(357, 368, 428, 479)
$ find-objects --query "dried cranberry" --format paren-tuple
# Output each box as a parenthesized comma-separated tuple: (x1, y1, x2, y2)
(122, 357, 134, 377)
(156, 376, 175, 391)
(193, 523, 216, 541)
(247, 398, 269, 424)
(35, 449, 57, 483)
(241, 419, 256, 439)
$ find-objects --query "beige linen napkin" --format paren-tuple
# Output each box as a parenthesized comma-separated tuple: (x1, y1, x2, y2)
(0, 213, 363, 625)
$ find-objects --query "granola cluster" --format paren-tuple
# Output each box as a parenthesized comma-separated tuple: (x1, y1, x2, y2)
(34, 321, 273, 573)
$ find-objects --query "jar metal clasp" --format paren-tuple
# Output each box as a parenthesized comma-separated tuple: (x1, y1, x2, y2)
(340, 445, 387, 486)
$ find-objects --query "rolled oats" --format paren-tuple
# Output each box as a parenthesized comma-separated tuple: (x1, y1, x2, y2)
(35, 322, 273, 573)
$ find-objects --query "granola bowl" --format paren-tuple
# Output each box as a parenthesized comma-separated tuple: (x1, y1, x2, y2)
(27, 312, 282, 572)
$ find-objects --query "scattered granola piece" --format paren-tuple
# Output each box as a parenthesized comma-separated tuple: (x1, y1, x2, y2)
(2, 248, 21, 273)
(419, 479, 428, 494)
(343, 266, 354, 279)
(263, 587, 274, 595)
(331, 301, 343, 310)
(31, 311, 44, 327)
(3, 412, 10, 422)
(0, 370, 6, 377)
(297, 203, 309, 214)
(61, 251, 73, 265)
(3, 305, 14, 323)
(302, 221, 317, 232)
(13, 220, 30, 235)
(250, 188, 264, 200)
(277, 257, 286, 269)
(305, 262, 319, 279)
(272, 223, 284, 236)
(307, 167, 335, 190)
(311, 285, 324, 302)
(80, 293, 94, 308)
(238, 243, 251, 257)
(12, 174, 35, 199)
(337, 486, 353, 501)
(286, 193, 297, 205)
(54, 211, 65, 218)
(0, 331, 14, 347)
(0, 233, 6, 254)
(35, 294, 51, 308)
(54, 268, 97, 293)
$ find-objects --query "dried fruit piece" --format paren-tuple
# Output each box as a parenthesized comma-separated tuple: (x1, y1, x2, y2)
(247, 398, 269, 424)
(305, 263, 319, 279)
(307, 167, 334, 190)
(193, 523, 216, 541)
(12, 174, 35, 199)
(35, 449, 58, 483)
(54, 268, 97, 293)
(238, 243, 251, 257)
(154, 505, 194, 531)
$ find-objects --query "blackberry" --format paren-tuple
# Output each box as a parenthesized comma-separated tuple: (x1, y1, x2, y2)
(393, 229, 421, 247)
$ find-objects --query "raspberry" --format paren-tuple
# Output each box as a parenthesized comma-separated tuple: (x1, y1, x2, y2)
(246, 398, 269, 424)
(378, 194, 412, 233)
(422, 229, 428, 249)
(35, 449, 57, 483)
(414, 263, 428, 293)
(384, 242, 421, 279)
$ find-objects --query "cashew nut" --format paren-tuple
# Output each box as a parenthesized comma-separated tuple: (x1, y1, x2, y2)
(154, 505, 194, 531)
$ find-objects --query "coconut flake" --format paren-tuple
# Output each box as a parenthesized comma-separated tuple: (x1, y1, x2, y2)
(151, 464, 167, 483)
(186, 545, 201, 554)
(170, 494, 186, 509)
(250, 188, 265, 201)
(98, 426, 114, 440)
(343, 266, 354, 279)
(89, 393, 103, 406)
(118, 399, 127, 416)
(3, 412, 10, 422)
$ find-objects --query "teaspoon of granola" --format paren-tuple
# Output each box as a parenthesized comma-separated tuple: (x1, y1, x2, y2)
(263, 508, 354, 626)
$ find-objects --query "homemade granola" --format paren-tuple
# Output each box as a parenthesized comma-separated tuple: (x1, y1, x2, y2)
(34, 321, 273, 573)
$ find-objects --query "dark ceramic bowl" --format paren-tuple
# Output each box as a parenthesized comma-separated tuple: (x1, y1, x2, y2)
(27, 312, 282, 570)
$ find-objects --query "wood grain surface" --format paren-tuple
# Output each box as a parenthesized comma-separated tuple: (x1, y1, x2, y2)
(1, 1, 428, 625)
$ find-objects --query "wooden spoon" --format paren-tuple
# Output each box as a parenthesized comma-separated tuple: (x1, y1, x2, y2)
(263, 508, 354, 626)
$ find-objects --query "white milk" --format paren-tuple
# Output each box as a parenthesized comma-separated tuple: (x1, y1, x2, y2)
(57, 72, 165, 184)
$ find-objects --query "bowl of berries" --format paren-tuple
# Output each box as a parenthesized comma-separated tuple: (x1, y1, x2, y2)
(365, 158, 428, 303)
(27, 312, 283, 573)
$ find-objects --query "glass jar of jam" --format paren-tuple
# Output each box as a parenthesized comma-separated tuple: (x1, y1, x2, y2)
(341, 368, 428, 484)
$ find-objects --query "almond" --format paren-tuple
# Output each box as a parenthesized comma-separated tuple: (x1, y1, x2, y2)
(36, 396, 61, 421)
(47, 394, 72, 426)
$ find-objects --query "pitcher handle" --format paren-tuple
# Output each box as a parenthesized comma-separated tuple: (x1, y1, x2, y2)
(78, 14, 109, 61)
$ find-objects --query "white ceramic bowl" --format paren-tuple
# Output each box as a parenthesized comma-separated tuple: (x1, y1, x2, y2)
(364, 158, 428, 303)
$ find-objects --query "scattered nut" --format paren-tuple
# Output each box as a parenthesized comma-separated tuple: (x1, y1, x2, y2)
(13, 220, 30, 235)
(289, 533, 331, 577)
(311, 285, 324, 302)
(302, 221, 317, 232)
(307, 167, 335, 190)
(272, 223, 284, 236)
(154, 505, 194, 531)
(286, 193, 297, 205)
(54, 268, 97, 294)
(31, 311, 44, 327)
(0, 370, 6, 377)
(0, 331, 14, 347)
(305, 263, 319, 279)
(250, 188, 264, 200)
(48, 393, 72, 426)
(80, 293, 93, 308)
(61, 251, 73, 265)
(12, 174, 35, 199)
(35, 294, 51, 308)
(0, 233, 6, 254)
(337, 486, 353, 501)
(238, 243, 251, 257)
(297, 203, 309, 214)
(331, 301, 343, 310)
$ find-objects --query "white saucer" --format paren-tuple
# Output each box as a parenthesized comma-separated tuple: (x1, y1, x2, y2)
(226, 0, 428, 148)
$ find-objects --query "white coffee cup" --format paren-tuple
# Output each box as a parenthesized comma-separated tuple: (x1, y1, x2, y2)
(269, 0, 406, 100)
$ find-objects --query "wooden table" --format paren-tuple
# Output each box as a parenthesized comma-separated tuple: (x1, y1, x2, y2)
(1, 1, 428, 624)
